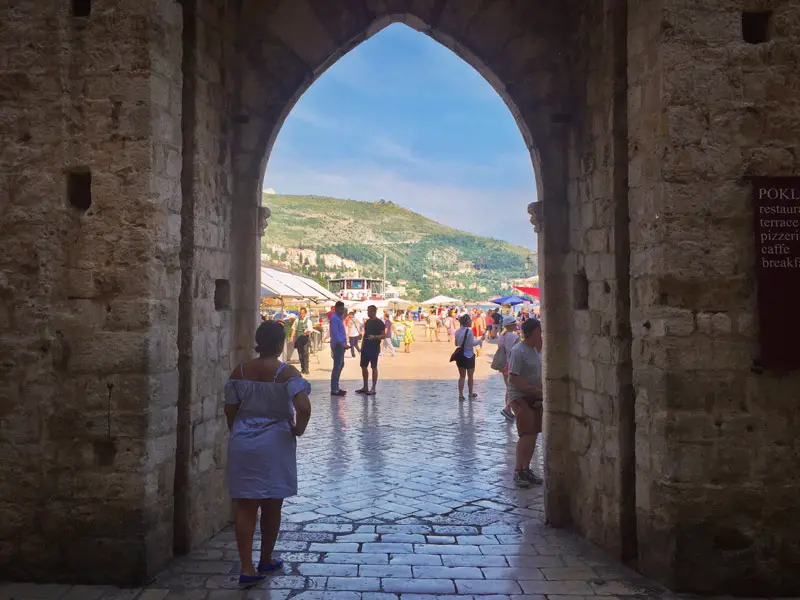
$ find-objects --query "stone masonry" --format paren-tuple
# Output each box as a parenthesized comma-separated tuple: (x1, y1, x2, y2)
(0, 0, 798, 595)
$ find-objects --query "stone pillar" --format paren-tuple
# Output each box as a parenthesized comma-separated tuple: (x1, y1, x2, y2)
(546, 0, 635, 562)
(536, 147, 573, 530)
(0, 0, 183, 584)
(230, 177, 263, 367)
(629, 0, 800, 594)
(172, 0, 237, 555)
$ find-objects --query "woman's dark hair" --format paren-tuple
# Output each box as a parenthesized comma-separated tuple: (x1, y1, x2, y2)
(255, 321, 285, 356)
(459, 314, 471, 327)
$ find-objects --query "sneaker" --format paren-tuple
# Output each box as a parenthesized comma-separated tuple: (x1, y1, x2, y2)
(523, 468, 543, 485)
(331, 390, 347, 396)
(514, 470, 532, 488)
(501, 407, 515, 421)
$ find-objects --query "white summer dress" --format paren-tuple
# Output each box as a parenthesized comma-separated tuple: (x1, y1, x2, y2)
(224, 363, 311, 499)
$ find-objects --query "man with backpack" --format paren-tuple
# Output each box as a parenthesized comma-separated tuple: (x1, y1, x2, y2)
(492, 315, 520, 421)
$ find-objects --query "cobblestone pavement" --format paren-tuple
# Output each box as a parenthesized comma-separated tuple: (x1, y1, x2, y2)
(1, 346, 674, 600)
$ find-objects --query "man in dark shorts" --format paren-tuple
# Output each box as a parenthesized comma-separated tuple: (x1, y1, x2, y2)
(507, 318, 544, 488)
(356, 305, 385, 395)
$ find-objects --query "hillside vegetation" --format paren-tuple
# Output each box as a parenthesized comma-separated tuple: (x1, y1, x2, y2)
(261, 194, 537, 301)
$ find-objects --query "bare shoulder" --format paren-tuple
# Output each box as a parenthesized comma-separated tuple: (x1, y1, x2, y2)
(276, 363, 302, 382)
(228, 360, 249, 380)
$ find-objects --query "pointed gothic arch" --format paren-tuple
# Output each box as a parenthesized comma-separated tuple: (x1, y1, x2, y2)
(225, 3, 575, 545)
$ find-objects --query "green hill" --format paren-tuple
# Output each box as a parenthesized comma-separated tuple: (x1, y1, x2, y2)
(261, 194, 538, 301)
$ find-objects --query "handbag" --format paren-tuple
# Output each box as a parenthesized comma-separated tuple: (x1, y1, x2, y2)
(449, 329, 469, 363)
(491, 336, 507, 371)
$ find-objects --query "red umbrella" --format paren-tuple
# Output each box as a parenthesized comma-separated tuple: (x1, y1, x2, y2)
(513, 285, 540, 298)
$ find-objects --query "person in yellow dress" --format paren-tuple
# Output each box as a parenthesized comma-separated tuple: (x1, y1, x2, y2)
(403, 314, 415, 353)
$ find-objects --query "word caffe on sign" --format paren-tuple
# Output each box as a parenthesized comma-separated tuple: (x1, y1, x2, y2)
(753, 177, 800, 369)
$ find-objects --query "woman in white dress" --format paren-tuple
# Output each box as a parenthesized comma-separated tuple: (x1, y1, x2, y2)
(225, 321, 312, 587)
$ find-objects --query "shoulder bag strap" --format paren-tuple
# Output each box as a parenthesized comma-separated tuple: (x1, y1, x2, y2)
(460, 328, 468, 349)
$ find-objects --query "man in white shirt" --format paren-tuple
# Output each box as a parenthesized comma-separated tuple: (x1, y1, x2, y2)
(507, 318, 543, 488)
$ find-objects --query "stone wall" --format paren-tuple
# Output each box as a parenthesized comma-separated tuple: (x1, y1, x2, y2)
(629, 0, 800, 594)
(173, 0, 235, 555)
(0, 0, 183, 584)
(544, 0, 636, 563)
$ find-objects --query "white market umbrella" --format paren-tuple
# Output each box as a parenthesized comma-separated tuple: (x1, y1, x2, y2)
(421, 295, 462, 306)
(386, 298, 412, 310)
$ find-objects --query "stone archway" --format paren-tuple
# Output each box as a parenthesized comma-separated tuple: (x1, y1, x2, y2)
(223, 0, 628, 578)
(2, 0, 799, 595)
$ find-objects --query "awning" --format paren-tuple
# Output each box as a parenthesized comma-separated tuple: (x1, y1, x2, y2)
(260, 266, 340, 303)
(513, 286, 540, 298)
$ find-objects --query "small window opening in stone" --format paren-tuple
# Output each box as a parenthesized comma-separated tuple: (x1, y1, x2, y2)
(742, 11, 771, 44)
(214, 279, 231, 310)
(72, 0, 91, 17)
(66, 167, 92, 211)
(574, 269, 589, 310)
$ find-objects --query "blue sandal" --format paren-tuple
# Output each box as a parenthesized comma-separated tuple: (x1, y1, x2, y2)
(239, 573, 266, 587)
(257, 558, 284, 573)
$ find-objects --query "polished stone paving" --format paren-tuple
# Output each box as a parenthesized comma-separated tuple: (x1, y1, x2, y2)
(1, 367, 672, 600)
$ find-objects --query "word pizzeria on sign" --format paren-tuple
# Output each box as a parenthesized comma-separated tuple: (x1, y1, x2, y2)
(752, 177, 800, 369)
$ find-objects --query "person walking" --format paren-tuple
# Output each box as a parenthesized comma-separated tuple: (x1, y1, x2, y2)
(403, 311, 414, 353)
(472, 310, 485, 356)
(495, 315, 521, 421)
(224, 321, 312, 587)
(453, 314, 482, 401)
(329, 301, 348, 396)
(507, 318, 544, 488)
(356, 305, 386, 395)
(282, 313, 296, 363)
(491, 309, 502, 339)
(345, 310, 362, 357)
(291, 307, 313, 375)
(381, 311, 396, 357)
(426, 310, 438, 342)
(444, 311, 457, 343)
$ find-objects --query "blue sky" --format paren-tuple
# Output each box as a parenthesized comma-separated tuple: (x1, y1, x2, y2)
(263, 23, 538, 249)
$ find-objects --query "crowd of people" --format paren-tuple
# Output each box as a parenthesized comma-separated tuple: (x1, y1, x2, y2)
(231, 300, 543, 587)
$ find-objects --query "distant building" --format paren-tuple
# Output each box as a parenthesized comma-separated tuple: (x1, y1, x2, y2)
(285, 248, 318, 266)
(456, 260, 474, 274)
(329, 276, 384, 302)
(265, 244, 286, 256)
(320, 253, 357, 271)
